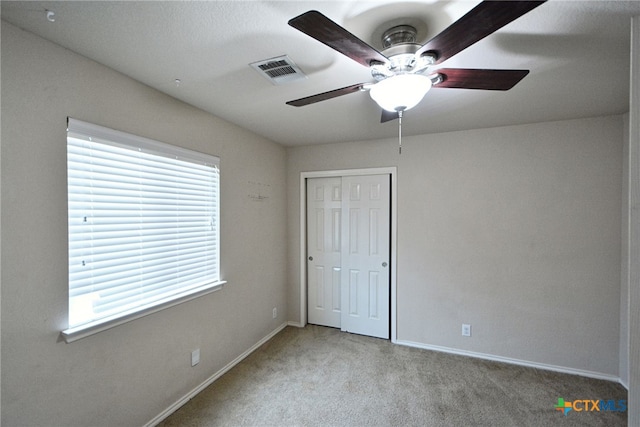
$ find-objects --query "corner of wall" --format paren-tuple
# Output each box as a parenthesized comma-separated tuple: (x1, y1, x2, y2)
(627, 14, 640, 425)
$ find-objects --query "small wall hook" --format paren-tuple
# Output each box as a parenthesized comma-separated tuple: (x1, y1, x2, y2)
(46, 10, 56, 22)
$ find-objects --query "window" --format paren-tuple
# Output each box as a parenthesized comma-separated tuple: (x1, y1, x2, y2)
(63, 118, 222, 342)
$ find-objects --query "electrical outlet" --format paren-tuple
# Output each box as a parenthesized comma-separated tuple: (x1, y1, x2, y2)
(272, 307, 277, 319)
(462, 324, 471, 337)
(191, 348, 200, 366)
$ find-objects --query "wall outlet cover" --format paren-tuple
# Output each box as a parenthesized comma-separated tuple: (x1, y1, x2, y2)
(191, 348, 200, 366)
(462, 324, 471, 337)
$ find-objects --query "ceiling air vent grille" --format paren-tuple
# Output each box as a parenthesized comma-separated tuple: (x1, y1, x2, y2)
(250, 55, 306, 85)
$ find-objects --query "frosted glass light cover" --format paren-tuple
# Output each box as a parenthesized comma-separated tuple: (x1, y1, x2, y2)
(369, 74, 432, 112)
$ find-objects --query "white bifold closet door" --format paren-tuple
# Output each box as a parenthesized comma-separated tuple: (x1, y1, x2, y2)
(306, 175, 390, 339)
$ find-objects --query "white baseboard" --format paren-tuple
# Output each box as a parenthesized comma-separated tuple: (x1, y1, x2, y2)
(396, 339, 621, 383)
(619, 378, 629, 390)
(145, 322, 289, 427)
(287, 320, 304, 328)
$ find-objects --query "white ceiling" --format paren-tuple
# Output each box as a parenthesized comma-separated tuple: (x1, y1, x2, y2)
(2, 1, 640, 146)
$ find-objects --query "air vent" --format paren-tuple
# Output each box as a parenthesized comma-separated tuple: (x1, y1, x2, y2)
(250, 55, 307, 85)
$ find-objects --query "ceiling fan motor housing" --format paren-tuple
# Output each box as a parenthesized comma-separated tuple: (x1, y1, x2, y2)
(382, 25, 418, 48)
(372, 44, 434, 81)
(371, 24, 436, 81)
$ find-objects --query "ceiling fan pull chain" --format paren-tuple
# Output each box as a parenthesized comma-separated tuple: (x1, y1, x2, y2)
(398, 109, 403, 155)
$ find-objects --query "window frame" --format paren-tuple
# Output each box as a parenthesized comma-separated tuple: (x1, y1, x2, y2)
(62, 118, 224, 343)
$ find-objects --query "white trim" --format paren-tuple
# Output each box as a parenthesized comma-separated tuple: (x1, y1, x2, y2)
(299, 167, 398, 342)
(61, 282, 226, 343)
(396, 339, 622, 384)
(287, 320, 305, 328)
(620, 378, 629, 390)
(145, 322, 288, 427)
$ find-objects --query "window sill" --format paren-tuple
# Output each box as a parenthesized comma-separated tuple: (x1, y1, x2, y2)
(61, 281, 226, 343)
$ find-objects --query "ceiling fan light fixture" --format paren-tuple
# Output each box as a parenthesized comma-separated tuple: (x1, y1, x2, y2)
(369, 74, 432, 112)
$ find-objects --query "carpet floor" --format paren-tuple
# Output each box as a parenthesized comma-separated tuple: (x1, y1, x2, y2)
(158, 325, 627, 426)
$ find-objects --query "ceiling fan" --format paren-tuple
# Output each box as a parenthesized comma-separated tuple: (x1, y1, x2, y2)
(286, 1, 547, 123)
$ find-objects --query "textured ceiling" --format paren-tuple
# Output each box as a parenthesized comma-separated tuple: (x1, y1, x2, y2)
(2, 1, 640, 146)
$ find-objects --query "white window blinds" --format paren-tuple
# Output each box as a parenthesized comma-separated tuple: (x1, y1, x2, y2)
(64, 118, 221, 340)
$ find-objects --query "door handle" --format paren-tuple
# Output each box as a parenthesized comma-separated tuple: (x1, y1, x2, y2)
(308, 256, 313, 261)
(382, 262, 388, 267)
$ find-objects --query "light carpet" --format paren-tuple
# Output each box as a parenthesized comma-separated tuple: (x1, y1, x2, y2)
(158, 325, 627, 426)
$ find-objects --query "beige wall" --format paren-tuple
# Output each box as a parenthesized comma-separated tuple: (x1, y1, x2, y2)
(287, 115, 623, 377)
(1, 22, 287, 426)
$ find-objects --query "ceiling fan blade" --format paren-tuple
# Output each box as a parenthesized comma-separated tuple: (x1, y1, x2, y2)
(381, 110, 398, 123)
(288, 10, 388, 68)
(286, 83, 366, 107)
(416, 1, 546, 64)
(434, 68, 529, 90)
